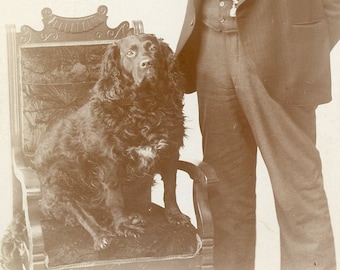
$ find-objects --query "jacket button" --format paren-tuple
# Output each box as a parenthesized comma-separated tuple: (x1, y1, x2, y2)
(219, 1, 225, 7)
(219, 17, 225, 23)
(190, 19, 195, 26)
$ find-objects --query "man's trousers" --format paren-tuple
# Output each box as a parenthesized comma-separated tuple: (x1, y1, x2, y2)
(195, 25, 336, 270)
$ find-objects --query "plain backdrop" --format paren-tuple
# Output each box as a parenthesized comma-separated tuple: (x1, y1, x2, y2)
(0, 1, 339, 269)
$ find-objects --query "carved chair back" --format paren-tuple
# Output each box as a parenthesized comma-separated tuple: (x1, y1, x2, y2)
(7, 6, 142, 164)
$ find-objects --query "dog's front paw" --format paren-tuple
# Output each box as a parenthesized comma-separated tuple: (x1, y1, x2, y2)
(165, 210, 191, 226)
(93, 229, 113, 250)
(113, 213, 146, 238)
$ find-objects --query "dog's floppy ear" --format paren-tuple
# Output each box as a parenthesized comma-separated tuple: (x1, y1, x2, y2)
(100, 42, 120, 79)
(159, 39, 185, 94)
(92, 41, 124, 101)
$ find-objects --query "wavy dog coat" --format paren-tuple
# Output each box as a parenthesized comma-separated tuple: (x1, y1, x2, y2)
(34, 34, 190, 250)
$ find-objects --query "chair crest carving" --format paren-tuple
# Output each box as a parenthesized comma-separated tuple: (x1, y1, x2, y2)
(17, 5, 133, 45)
(42, 5, 107, 33)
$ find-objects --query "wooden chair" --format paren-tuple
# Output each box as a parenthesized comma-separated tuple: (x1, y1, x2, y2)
(5, 5, 218, 270)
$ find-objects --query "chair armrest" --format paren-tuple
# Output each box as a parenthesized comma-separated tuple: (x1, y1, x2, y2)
(12, 147, 41, 198)
(197, 162, 219, 186)
(178, 160, 219, 268)
(177, 160, 218, 236)
(12, 146, 46, 269)
(178, 160, 219, 187)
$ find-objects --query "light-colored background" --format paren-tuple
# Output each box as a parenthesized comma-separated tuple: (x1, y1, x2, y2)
(0, 1, 339, 269)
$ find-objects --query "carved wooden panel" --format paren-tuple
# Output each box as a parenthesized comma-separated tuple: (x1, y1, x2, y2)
(16, 5, 134, 45)
(7, 5, 144, 157)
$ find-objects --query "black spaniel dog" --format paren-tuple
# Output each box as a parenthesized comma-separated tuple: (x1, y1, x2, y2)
(34, 33, 190, 250)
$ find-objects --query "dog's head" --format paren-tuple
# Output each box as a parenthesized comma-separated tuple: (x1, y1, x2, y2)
(93, 33, 183, 101)
(119, 34, 163, 86)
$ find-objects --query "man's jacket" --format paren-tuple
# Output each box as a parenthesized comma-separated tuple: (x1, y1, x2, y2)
(176, 0, 340, 106)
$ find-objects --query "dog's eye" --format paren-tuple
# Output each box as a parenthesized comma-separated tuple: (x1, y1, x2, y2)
(126, 50, 136, 57)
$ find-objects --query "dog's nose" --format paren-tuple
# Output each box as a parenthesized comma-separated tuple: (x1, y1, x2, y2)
(140, 58, 153, 69)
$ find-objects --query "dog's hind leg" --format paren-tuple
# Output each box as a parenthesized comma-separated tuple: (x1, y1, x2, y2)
(66, 200, 112, 250)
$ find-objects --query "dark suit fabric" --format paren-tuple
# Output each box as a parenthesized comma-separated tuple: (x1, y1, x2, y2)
(176, 0, 340, 106)
(176, 0, 339, 269)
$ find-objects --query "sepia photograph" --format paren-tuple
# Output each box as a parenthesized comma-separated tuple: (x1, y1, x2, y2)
(0, 1, 339, 269)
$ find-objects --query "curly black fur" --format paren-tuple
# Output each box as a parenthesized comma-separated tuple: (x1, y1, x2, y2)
(0, 212, 28, 270)
(34, 34, 190, 251)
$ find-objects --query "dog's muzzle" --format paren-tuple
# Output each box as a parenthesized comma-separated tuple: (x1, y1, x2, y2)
(139, 57, 157, 81)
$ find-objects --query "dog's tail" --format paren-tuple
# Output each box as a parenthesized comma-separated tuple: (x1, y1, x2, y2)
(0, 212, 29, 270)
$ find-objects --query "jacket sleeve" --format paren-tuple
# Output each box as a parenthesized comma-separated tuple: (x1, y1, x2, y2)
(323, 0, 340, 48)
(177, 27, 201, 94)
(175, 0, 202, 94)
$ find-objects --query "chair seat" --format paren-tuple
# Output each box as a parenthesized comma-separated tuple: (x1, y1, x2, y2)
(42, 204, 200, 268)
